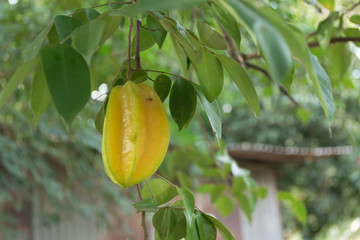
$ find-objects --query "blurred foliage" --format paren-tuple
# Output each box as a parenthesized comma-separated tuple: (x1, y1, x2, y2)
(1, 0, 360, 239)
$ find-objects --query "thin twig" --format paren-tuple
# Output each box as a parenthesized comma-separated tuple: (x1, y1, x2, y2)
(135, 20, 141, 70)
(246, 63, 300, 107)
(344, 1, 360, 15)
(308, 36, 360, 47)
(215, 17, 246, 67)
(126, 18, 134, 81)
(136, 184, 148, 240)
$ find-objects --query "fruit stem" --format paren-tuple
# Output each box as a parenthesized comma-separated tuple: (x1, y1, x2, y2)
(126, 18, 134, 81)
(136, 184, 148, 240)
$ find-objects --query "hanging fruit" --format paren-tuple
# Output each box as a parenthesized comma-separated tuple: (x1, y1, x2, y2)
(102, 81, 170, 188)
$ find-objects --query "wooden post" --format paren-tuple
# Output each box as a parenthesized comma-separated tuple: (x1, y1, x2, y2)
(238, 163, 283, 240)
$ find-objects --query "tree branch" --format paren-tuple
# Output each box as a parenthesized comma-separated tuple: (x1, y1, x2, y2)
(308, 36, 360, 47)
(244, 36, 360, 60)
(135, 20, 141, 70)
(344, 1, 360, 15)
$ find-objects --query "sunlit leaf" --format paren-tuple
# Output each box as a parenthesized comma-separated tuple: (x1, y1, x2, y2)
(215, 195, 234, 218)
(141, 178, 178, 205)
(197, 21, 227, 50)
(216, 54, 260, 117)
(72, 20, 106, 64)
(176, 187, 195, 224)
(195, 48, 223, 102)
(278, 191, 307, 226)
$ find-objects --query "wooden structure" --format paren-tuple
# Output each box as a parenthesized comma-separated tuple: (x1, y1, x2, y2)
(228, 143, 353, 240)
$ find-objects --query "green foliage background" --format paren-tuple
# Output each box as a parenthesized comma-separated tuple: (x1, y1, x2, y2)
(1, 0, 360, 239)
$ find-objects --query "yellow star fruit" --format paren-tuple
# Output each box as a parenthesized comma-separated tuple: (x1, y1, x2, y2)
(102, 81, 170, 188)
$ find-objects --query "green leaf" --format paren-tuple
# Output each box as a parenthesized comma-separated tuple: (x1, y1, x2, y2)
(95, 104, 105, 134)
(344, 28, 360, 47)
(154, 74, 172, 102)
(186, 213, 200, 240)
(296, 108, 312, 125)
(47, 25, 60, 44)
(169, 34, 188, 76)
(204, 213, 235, 240)
(99, 16, 124, 46)
(23, 24, 53, 62)
(186, 29, 202, 51)
(195, 48, 223, 102)
(327, 43, 351, 81)
(318, 0, 335, 10)
(231, 177, 254, 221)
(131, 27, 156, 54)
(31, 63, 51, 124)
(71, 9, 89, 24)
(133, 197, 158, 212)
(197, 21, 227, 50)
(350, 14, 360, 25)
(193, 84, 222, 143)
(310, 53, 335, 122)
(226, 0, 293, 84)
(54, 15, 83, 45)
(129, 70, 148, 83)
(40, 44, 91, 125)
(226, 0, 334, 121)
(168, 209, 187, 240)
(176, 171, 192, 189)
(72, 20, 106, 64)
(153, 208, 177, 240)
(316, 12, 338, 50)
(141, 178, 178, 205)
(176, 187, 195, 224)
(215, 195, 234, 218)
(216, 55, 260, 117)
(86, 8, 100, 21)
(159, 18, 197, 64)
(278, 191, 307, 226)
(169, 78, 197, 130)
(211, 2, 241, 47)
(196, 212, 217, 240)
(146, 15, 167, 48)
(0, 58, 38, 109)
(209, 183, 227, 202)
(111, 0, 208, 16)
